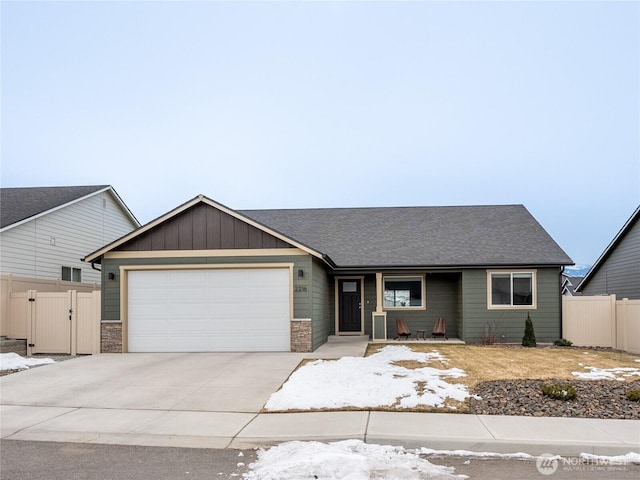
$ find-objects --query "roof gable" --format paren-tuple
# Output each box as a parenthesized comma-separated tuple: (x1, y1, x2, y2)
(84, 195, 325, 263)
(117, 201, 294, 252)
(0, 185, 139, 231)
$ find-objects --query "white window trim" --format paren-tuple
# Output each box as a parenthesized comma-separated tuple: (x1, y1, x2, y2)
(383, 275, 426, 311)
(62, 266, 82, 283)
(487, 269, 537, 310)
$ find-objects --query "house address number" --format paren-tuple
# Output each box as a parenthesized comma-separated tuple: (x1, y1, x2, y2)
(294, 286, 308, 292)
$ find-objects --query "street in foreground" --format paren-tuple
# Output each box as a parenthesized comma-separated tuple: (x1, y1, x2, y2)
(1, 440, 638, 480)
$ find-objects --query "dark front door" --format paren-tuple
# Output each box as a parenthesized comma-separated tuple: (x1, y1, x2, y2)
(338, 279, 361, 333)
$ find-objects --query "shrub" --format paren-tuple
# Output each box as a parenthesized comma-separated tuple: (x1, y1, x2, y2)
(542, 383, 577, 400)
(554, 338, 573, 347)
(522, 313, 537, 347)
(480, 320, 501, 345)
(626, 389, 640, 402)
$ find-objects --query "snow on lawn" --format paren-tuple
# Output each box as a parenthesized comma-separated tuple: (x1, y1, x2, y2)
(572, 365, 640, 381)
(265, 345, 474, 411)
(243, 440, 467, 480)
(0, 352, 55, 371)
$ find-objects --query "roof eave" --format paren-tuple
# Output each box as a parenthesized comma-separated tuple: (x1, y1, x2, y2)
(0, 185, 118, 233)
(576, 205, 640, 292)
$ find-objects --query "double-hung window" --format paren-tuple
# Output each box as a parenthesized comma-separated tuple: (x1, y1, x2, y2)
(488, 271, 536, 308)
(383, 276, 425, 309)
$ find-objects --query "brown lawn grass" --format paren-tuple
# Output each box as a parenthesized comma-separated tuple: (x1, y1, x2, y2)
(363, 343, 640, 412)
(367, 343, 640, 392)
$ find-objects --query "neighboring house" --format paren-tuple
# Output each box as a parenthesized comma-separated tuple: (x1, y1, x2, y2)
(84, 195, 573, 353)
(1, 185, 140, 284)
(561, 274, 583, 296)
(576, 205, 640, 300)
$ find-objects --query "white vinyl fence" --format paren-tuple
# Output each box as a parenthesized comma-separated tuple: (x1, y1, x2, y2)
(563, 295, 640, 354)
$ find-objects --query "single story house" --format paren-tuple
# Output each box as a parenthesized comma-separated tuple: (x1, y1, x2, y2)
(576, 205, 640, 300)
(84, 195, 573, 353)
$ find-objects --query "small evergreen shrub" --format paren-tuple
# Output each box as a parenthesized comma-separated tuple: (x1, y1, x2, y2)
(522, 313, 537, 347)
(626, 389, 640, 402)
(542, 383, 577, 400)
(554, 338, 573, 347)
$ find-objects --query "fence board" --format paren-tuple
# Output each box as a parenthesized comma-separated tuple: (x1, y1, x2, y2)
(76, 291, 101, 354)
(563, 295, 640, 354)
(562, 295, 616, 347)
(616, 299, 640, 354)
(7, 292, 29, 338)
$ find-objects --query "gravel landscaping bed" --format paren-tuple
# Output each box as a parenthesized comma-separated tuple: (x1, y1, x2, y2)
(469, 379, 640, 419)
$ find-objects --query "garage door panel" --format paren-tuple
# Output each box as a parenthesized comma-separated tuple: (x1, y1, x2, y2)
(128, 268, 291, 352)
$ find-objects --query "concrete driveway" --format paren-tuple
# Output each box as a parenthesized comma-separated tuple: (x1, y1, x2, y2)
(0, 352, 305, 413)
(0, 343, 373, 449)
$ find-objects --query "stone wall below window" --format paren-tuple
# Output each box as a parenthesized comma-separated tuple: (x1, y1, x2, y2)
(291, 319, 312, 352)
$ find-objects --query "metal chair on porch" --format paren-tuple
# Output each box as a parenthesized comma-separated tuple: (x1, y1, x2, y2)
(394, 318, 411, 340)
(432, 317, 448, 340)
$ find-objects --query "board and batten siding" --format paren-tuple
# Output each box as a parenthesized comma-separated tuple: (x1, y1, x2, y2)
(580, 219, 640, 300)
(461, 268, 562, 343)
(0, 191, 138, 284)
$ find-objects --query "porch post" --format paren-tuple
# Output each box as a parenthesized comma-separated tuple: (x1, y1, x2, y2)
(375, 272, 383, 311)
(371, 272, 387, 342)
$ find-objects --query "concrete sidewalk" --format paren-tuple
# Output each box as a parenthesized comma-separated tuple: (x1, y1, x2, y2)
(2, 405, 638, 456)
(1, 342, 639, 456)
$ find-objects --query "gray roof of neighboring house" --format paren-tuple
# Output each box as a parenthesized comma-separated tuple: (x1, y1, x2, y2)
(0, 185, 135, 229)
(576, 204, 640, 292)
(241, 204, 573, 268)
(562, 274, 583, 295)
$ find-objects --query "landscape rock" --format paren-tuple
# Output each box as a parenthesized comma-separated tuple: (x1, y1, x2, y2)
(469, 379, 640, 419)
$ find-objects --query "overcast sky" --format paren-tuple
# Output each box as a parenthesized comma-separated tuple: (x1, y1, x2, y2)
(1, 0, 638, 267)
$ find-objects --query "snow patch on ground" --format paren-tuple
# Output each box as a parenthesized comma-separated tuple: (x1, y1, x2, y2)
(572, 365, 640, 380)
(265, 345, 474, 411)
(243, 440, 467, 480)
(0, 352, 55, 371)
(243, 440, 640, 479)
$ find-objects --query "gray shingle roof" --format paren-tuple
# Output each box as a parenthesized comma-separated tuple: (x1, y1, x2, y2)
(1, 185, 110, 229)
(241, 204, 573, 268)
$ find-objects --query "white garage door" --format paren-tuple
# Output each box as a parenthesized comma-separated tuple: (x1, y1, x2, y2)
(127, 268, 291, 352)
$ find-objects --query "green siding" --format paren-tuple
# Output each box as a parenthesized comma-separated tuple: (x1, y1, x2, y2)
(461, 267, 562, 343)
(310, 258, 332, 350)
(359, 273, 461, 340)
(101, 254, 315, 324)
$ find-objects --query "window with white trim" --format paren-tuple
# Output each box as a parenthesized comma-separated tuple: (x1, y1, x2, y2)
(62, 266, 82, 282)
(488, 271, 535, 308)
(383, 276, 424, 309)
